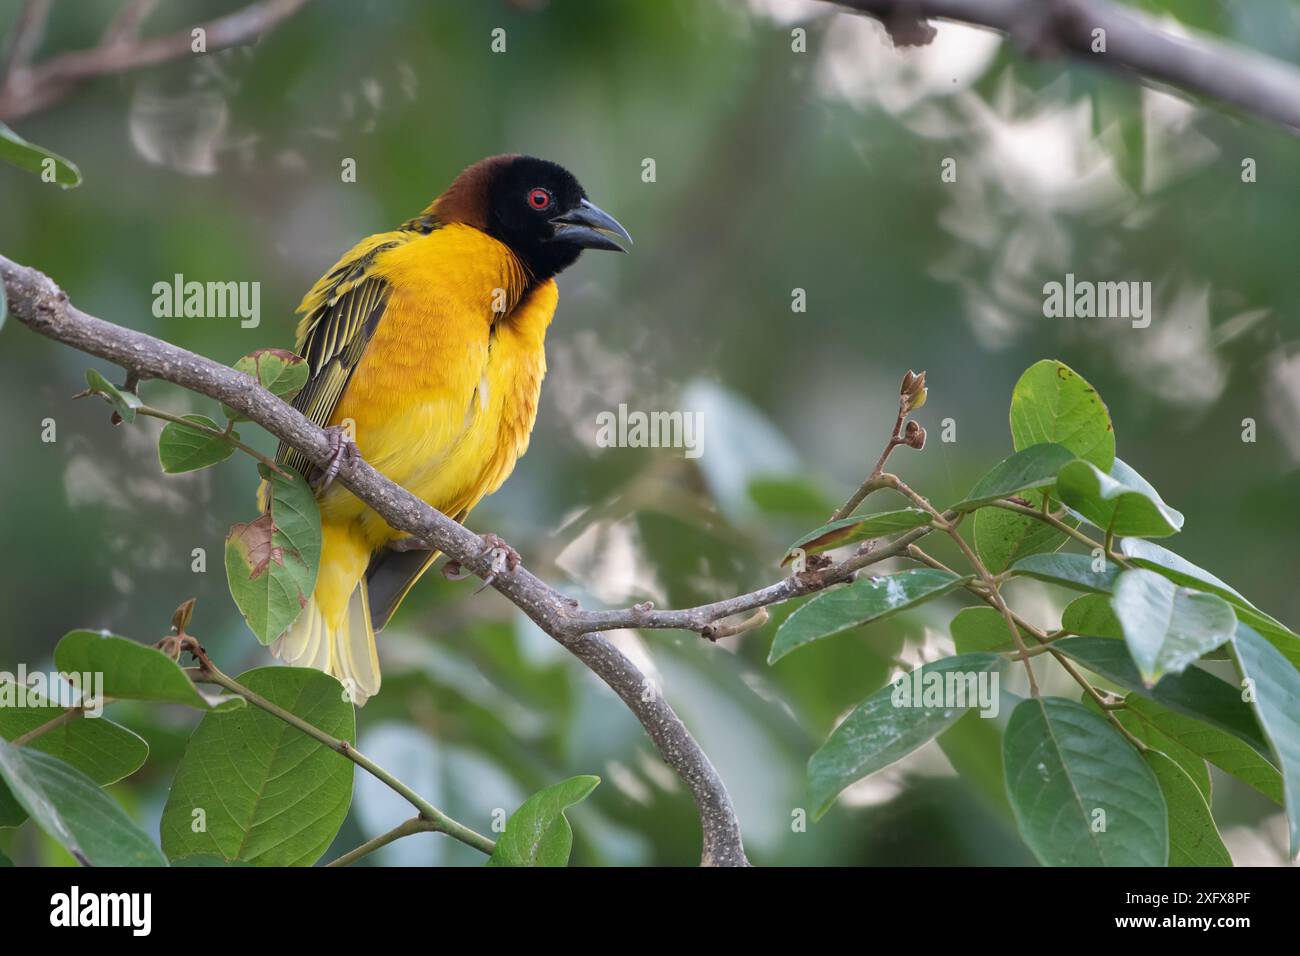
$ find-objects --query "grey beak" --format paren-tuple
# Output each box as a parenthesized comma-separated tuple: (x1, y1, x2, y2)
(550, 198, 632, 252)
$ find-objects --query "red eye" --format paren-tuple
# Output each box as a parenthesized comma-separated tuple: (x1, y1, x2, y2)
(527, 188, 552, 210)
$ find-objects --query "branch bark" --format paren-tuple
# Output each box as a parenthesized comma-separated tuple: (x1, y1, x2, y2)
(0, 0, 310, 121)
(0, 1, 53, 97)
(823, 0, 1300, 135)
(1, 253, 762, 867)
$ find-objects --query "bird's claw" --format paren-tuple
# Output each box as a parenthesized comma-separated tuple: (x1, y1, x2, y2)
(314, 425, 358, 493)
(474, 533, 520, 594)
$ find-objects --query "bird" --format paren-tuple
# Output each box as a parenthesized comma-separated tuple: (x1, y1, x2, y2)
(262, 154, 631, 705)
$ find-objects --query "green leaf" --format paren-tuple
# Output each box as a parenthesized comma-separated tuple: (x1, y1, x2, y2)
(1054, 636, 1270, 755)
(808, 654, 1005, 818)
(0, 680, 147, 828)
(1061, 593, 1124, 638)
(1121, 539, 1300, 671)
(978, 359, 1112, 573)
(1003, 697, 1166, 866)
(0, 122, 82, 188)
(1010, 552, 1120, 593)
(951, 443, 1075, 512)
(160, 667, 355, 866)
(937, 710, 1013, 819)
(1143, 751, 1230, 867)
(1111, 569, 1236, 686)
(0, 738, 165, 865)
(1083, 690, 1212, 802)
(1008, 360, 1115, 471)
(768, 569, 971, 663)
(1056, 458, 1183, 538)
(225, 467, 321, 644)
(0, 681, 147, 785)
(1123, 697, 1282, 806)
(1110, 706, 1212, 803)
(950, 606, 1029, 654)
(781, 508, 931, 565)
(82, 369, 141, 423)
(222, 349, 309, 420)
(0, 780, 25, 826)
(486, 775, 600, 867)
(1119, 538, 1246, 605)
(974, 493, 1074, 573)
(168, 854, 252, 866)
(1232, 624, 1300, 858)
(54, 630, 242, 711)
(158, 414, 237, 473)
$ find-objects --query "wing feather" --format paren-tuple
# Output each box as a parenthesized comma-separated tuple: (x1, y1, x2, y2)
(276, 237, 406, 478)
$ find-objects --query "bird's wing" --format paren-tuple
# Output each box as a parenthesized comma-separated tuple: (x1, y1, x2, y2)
(276, 234, 407, 478)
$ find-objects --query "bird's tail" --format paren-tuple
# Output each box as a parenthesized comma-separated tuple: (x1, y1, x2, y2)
(272, 522, 381, 705)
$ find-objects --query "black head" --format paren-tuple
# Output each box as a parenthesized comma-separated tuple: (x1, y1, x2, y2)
(433, 155, 631, 281)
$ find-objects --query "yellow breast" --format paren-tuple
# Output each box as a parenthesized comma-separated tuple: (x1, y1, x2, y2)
(320, 223, 555, 547)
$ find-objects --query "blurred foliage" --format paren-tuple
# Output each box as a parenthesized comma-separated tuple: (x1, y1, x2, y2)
(1, 0, 1298, 866)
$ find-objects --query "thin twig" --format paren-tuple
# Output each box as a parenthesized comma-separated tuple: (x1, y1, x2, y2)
(830, 474, 894, 523)
(0, 0, 52, 96)
(578, 522, 938, 635)
(135, 403, 289, 477)
(102, 0, 162, 48)
(11, 705, 84, 747)
(829, 372, 924, 520)
(944, 563, 1146, 749)
(0, 0, 311, 121)
(326, 817, 438, 867)
(886, 474, 1040, 696)
(989, 498, 1132, 568)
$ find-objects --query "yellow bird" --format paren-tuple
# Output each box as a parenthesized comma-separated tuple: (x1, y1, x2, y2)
(264, 155, 631, 704)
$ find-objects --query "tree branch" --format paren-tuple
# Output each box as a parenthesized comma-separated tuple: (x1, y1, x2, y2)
(1, 253, 761, 867)
(0, 0, 311, 122)
(577, 523, 934, 636)
(0, 0, 53, 97)
(823, 0, 1300, 135)
(101, 0, 162, 50)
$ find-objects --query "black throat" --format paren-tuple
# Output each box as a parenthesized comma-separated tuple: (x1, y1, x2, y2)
(490, 223, 583, 283)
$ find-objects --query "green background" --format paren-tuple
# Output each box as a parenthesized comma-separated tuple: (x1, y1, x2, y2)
(1, 0, 1296, 865)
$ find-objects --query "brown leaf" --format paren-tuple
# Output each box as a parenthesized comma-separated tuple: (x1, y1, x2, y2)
(249, 348, 300, 372)
(228, 513, 285, 580)
(171, 597, 197, 634)
(780, 520, 866, 566)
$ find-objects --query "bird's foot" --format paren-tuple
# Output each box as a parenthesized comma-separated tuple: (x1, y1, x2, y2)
(440, 534, 520, 588)
(314, 425, 358, 493)
(474, 533, 521, 593)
